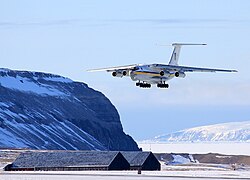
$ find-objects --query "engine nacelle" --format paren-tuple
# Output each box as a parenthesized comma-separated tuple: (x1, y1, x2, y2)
(112, 70, 127, 77)
(175, 72, 186, 78)
(122, 70, 127, 76)
(160, 71, 170, 77)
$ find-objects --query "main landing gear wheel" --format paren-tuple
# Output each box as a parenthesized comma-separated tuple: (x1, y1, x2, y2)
(157, 83, 169, 88)
(140, 83, 151, 88)
(136, 82, 151, 88)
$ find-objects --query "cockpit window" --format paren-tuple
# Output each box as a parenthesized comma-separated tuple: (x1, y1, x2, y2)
(134, 66, 139, 70)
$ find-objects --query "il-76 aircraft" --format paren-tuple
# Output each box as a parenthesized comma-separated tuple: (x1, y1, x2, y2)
(88, 43, 237, 88)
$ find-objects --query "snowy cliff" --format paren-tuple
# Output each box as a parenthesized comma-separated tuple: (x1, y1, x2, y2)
(0, 68, 138, 151)
(151, 121, 250, 143)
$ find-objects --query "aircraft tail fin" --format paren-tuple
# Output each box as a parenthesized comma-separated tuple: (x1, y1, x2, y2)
(168, 43, 206, 65)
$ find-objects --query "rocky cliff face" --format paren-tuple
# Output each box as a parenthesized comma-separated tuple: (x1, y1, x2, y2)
(0, 68, 138, 151)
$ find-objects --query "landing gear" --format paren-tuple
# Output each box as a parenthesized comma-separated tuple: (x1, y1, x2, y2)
(136, 82, 151, 88)
(157, 83, 169, 88)
(140, 83, 151, 88)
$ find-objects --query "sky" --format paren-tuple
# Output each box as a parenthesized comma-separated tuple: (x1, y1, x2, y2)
(1, 0, 250, 140)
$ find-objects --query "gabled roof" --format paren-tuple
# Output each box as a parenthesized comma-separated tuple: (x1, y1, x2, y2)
(121, 151, 152, 166)
(12, 151, 120, 168)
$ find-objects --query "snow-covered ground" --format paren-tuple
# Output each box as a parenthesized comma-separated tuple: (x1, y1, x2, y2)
(138, 142, 250, 155)
(1, 170, 250, 180)
(0, 163, 6, 169)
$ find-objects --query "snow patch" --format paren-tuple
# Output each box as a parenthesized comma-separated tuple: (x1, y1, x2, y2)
(0, 119, 104, 150)
(1, 109, 20, 119)
(216, 155, 232, 159)
(0, 102, 9, 108)
(43, 76, 73, 83)
(0, 113, 6, 119)
(0, 75, 68, 96)
(189, 154, 198, 163)
(0, 68, 10, 73)
(0, 127, 27, 148)
(171, 155, 192, 164)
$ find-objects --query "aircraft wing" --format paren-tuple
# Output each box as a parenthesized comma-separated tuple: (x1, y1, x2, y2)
(154, 64, 237, 73)
(87, 64, 139, 72)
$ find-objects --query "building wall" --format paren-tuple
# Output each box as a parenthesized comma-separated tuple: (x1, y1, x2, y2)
(109, 152, 130, 170)
(35, 167, 109, 171)
(6, 166, 110, 171)
(141, 153, 161, 170)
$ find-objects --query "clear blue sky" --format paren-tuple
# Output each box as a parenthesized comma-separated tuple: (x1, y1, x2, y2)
(1, 0, 250, 140)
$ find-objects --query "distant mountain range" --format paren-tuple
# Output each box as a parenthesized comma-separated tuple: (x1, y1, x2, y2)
(146, 121, 250, 143)
(0, 68, 138, 151)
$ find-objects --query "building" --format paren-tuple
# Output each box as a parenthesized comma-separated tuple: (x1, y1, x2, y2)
(121, 151, 161, 170)
(5, 151, 130, 171)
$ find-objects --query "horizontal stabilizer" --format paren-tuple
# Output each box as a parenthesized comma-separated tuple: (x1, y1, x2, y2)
(172, 43, 207, 46)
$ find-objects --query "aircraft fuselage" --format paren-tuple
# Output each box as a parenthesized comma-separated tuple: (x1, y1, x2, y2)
(130, 65, 174, 84)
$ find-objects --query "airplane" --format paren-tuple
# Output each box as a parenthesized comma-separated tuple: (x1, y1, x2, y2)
(88, 43, 237, 88)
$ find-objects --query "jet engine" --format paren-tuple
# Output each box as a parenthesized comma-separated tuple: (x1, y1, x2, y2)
(160, 71, 170, 77)
(175, 72, 186, 78)
(112, 70, 127, 77)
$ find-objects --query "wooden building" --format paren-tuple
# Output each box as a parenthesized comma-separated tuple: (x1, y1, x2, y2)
(5, 151, 130, 171)
(121, 151, 161, 170)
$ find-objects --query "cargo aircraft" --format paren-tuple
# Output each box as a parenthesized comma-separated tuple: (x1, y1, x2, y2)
(88, 43, 237, 88)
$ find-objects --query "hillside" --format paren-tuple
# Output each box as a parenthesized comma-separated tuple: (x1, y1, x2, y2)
(0, 68, 138, 151)
(151, 121, 250, 142)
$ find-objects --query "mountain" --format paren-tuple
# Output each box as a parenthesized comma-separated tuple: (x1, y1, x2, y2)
(0, 68, 138, 151)
(149, 121, 250, 143)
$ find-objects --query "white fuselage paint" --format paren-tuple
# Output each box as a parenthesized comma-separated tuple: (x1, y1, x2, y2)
(129, 65, 175, 84)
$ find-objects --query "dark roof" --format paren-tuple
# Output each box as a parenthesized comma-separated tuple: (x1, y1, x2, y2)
(121, 151, 151, 166)
(12, 151, 120, 168)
